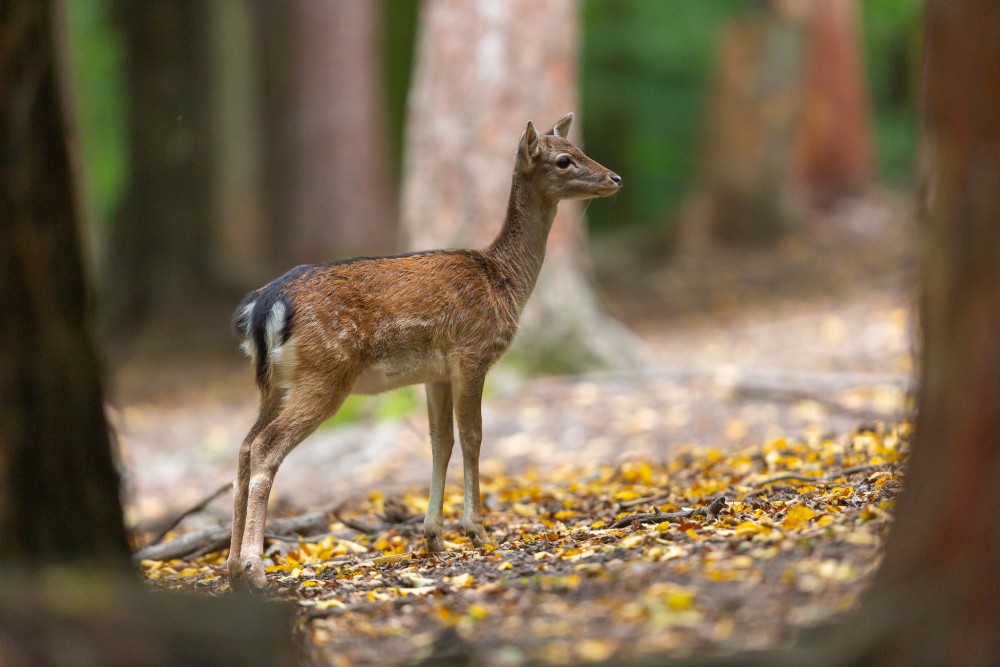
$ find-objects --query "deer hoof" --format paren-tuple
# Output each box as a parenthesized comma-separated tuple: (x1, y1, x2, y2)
(425, 534, 446, 553)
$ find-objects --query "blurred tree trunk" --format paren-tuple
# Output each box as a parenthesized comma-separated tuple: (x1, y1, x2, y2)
(401, 0, 643, 372)
(0, 6, 296, 663)
(850, 2, 1000, 663)
(687, 4, 806, 247)
(679, 0, 873, 251)
(792, 0, 873, 208)
(106, 0, 214, 328)
(208, 0, 270, 288)
(265, 0, 396, 264)
(0, 0, 129, 563)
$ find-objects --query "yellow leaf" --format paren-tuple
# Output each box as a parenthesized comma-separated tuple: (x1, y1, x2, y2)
(655, 521, 672, 532)
(666, 588, 696, 611)
(372, 553, 412, 566)
(575, 639, 617, 662)
(467, 604, 489, 621)
(553, 510, 576, 521)
(782, 506, 817, 530)
(590, 520, 606, 529)
(817, 515, 835, 527)
(735, 521, 769, 538)
(450, 573, 476, 588)
(497, 561, 512, 571)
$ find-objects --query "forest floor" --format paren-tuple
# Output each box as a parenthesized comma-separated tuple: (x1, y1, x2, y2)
(116, 194, 917, 665)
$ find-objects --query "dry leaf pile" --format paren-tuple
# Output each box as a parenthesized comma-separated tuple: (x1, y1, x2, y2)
(141, 422, 909, 666)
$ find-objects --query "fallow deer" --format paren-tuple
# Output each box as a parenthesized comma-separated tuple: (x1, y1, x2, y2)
(228, 113, 621, 590)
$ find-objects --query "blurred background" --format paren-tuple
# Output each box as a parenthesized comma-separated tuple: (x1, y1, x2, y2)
(57, 0, 920, 526)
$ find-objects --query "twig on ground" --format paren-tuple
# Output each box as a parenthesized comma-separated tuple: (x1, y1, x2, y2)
(145, 481, 232, 547)
(612, 495, 728, 528)
(744, 463, 894, 497)
(134, 502, 341, 562)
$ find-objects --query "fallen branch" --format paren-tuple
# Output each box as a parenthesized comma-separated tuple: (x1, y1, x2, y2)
(133, 503, 340, 562)
(744, 463, 893, 497)
(612, 495, 727, 528)
(145, 482, 233, 548)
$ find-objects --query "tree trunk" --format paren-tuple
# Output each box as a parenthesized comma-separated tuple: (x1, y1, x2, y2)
(692, 6, 806, 246)
(854, 2, 1000, 663)
(0, 6, 297, 664)
(401, 0, 643, 372)
(0, 0, 129, 564)
(792, 0, 873, 208)
(106, 0, 214, 328)
(273, 0, 396, 264)
(208, 0, 270, 288)
(680, 0, 875, 250)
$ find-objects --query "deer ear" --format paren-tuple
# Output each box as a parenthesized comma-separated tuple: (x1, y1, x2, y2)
(521, 120, 539, 158)
(550, 112, 574, 138)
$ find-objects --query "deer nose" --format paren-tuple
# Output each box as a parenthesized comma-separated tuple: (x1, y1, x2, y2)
(609, 172, 622, 187)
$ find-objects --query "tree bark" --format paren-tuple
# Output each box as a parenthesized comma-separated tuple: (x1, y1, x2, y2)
(106, 0, 214, 327)
(271, 0, 396, 264)
(0, 6, 297, 664)
(854, 2, 1000, 664)
(208, 0, 270, 288)
(690, 6, 806, 246)
(0, 0, 129, 564)
(401, 0, 643, 372)
(792, 0, 873, 208)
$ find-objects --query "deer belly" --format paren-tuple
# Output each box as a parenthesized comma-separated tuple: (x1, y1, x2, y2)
(351, 350, 449, 395)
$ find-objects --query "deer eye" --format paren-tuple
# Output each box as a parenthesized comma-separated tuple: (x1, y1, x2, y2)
(556, 156, 572, 169)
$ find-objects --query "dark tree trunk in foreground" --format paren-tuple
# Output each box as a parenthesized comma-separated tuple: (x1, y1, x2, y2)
(0, 0, 129, 564)
(855, 2, 1000, 663)
(0, 5, 295, 664)
(402, 0, 644, 371)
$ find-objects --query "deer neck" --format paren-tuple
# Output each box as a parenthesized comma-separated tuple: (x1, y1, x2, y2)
(485, 169, 557, 310)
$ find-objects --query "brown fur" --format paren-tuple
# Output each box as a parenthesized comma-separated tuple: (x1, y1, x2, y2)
(228, 114, 621, 590)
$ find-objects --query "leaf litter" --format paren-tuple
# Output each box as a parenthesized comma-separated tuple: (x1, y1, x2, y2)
(140, 421, 909, 666)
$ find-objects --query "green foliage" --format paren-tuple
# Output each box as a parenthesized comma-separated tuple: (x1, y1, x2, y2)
(860, 0, 922, 184)
(62, 0, 127, 229)
(321, 387, 421, 430)
(380, 0, 420, 184)
(581, 0, 747, 232)
(581, 0, 921, 232)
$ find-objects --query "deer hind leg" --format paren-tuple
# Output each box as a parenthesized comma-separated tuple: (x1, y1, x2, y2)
(237, 381, 351, 591)
(227, 392, 281, 587)
(423, 381, 454, 553)
(452, 366, 491, 548)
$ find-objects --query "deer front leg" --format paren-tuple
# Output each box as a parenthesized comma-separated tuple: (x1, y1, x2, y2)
(452, 368, 491, 548)
(423, 381, 454, 553)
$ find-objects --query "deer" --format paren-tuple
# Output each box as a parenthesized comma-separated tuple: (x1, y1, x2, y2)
(227, 113, 621, 590)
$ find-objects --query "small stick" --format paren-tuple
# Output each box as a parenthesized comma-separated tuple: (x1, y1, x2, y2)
(612, 495, 727, 528)
(145, 482, 233, 547)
